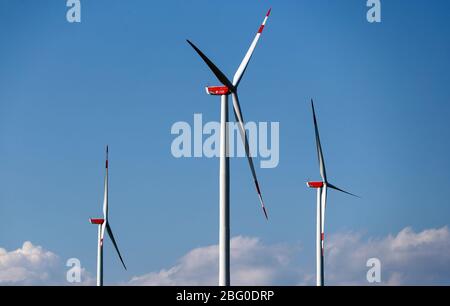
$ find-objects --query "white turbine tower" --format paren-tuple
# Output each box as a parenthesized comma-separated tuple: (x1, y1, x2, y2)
(306, 100, 358, 286)
(187, 9, 271, 286)
(89, 146, 126, 286)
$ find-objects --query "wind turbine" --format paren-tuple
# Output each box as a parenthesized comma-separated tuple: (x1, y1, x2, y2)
(89, 146, 126, 286)
(306, 100, 358, 286)
(187, 9, 271, 286)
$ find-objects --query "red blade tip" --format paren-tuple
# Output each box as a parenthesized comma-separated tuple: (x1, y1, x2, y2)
(266, 8, 272, 17)
(105, 145, 109, 168)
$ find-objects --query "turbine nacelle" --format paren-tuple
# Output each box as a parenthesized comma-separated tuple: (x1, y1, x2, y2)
(307, 181, 324, 189)
(205, 86, 230, 96)
(90, 218, 105, 225)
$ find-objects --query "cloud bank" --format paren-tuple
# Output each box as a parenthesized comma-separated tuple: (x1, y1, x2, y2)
(326, 226, 450, 285)
(129, 236, 302, 286)
(0, 241, 93, 285)
(2, 226, 450, 285)
(0, 241, 60, 285)
(129, 226, 450, 286)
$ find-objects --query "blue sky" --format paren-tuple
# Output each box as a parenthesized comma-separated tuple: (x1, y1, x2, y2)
(0, 0, 450, 285)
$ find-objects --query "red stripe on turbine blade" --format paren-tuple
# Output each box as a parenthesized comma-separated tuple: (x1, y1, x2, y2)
(266, 8, 272, 17)
(321, 233, 324, 241)
(106, 160, 108, 168)
(258, 25, 265, 33)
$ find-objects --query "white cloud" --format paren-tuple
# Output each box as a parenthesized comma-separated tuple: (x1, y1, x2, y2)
(0, 241, 94, 286)
(130, 226, 450, 286)
(3, 226, 450, 285)
(0, 241, 60, 285)
(129, 236, 302, 286)
(325, 226, 450, 285)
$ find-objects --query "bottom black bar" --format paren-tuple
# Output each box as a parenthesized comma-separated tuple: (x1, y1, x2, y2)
(0, 286, 447, 305)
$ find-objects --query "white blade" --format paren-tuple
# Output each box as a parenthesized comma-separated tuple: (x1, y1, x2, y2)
(311, 100, 327, 182)
(232, 8, 271, 88)
(321, 187, 327, 254)
(101, 146, 109, 240)
(328, 183, 359, 198)
(106, 223, 127, 270)
(186, 40, 234, 90)
(101, 222, 106, 243)
(231, 92, 268, 220)
(103, 145, 109, 220)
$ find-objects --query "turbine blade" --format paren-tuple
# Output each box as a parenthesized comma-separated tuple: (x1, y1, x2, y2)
(101, 222, 106, 240)
(103, 145, 109, 220)
(321, 187, 327, 242)
(106, 223, 127, 270)
(232, 8, 271, 88)
(328, 183, 360, 198)
(311, 100, 327, 182)
(186, 40, 234, 90)
(231, 92, 268, 220)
